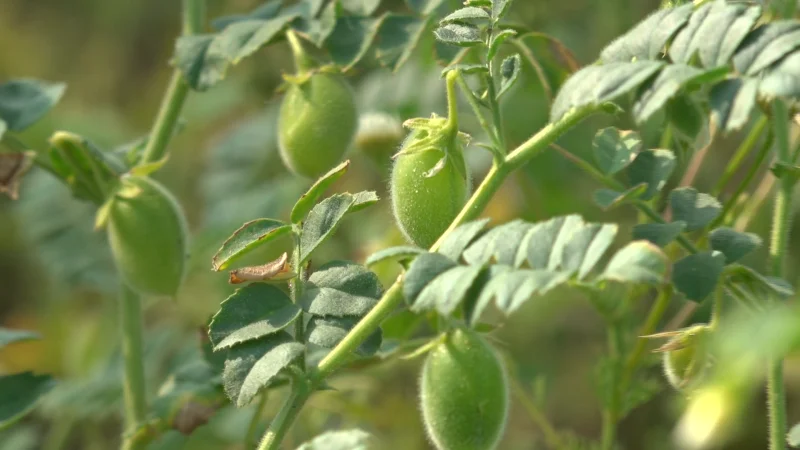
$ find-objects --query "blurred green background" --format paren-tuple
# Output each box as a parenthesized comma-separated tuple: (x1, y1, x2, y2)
(1, 0, 798, 449)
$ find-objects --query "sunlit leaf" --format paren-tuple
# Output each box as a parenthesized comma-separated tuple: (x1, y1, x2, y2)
(300, 191, 378, 262)
(0, 328, 39, 350)
(434, 23, 483, 47)
(599, 4, 693, 63)
(295, 429, 374, 450)
(290, 161, 350, 224)
(602, 241, 669, 285)
(365, 246, 426, 268)
(212, 219, 292, 271)
(436, 218, 490, 261)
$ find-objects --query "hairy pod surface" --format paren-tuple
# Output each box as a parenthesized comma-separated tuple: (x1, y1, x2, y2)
(420, 328, 509, 450)
(390, 131, 469, 248)
(278, 72, 358, 178)
(107, 175, 188, 297)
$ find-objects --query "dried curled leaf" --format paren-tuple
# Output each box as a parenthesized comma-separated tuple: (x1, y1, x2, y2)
(228, 252, 295, 284)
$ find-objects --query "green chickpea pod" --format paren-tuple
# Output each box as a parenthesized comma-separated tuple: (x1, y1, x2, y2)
(106, 175, 189, 297)
(278, 31, 358, 179)
(420, 328, 509, 450)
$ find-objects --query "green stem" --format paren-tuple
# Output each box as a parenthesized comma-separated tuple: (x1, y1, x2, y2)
(767, 99, 792, 450)
(139, 0, 205, 165)
(120, 284, 147, 431)
(601, 322, 624, 450)
(511, 377, 566, 450)
(257, 385, 312, 450)
(620, 287, 673, 391)
(456, 73, 503, 156)
(484, 69, 506, 152)
(709, 285, 724, 330)
(246, 393, 270, 448)
(712, 116, 769, 196)
(444, 70, 460, 133)
(711, 130, 774, 228)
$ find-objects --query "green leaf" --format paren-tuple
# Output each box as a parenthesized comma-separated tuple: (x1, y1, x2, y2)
(672, 251, 726, 302)
(633, 65, 728, 123)
(789, 422, 800, 447)
(669, 188, 721, 232)
(492, 0, 514, 22)
(593, 184, 648, 211)
(592, 128, 641, 176)
(758, 51, 800, 101)
(497, 54, 522, 98)
(437, 218, 490, 261)
(222, 333, 304, 407)
(403, 253, 458, 305)
(626, 148, 676, 200)
(599, 4, 693, 63)
(0, 373, 55, 430)
(710, 78, 758, 133)
(212, 219, 292, 271)
(300, 192, 378, 263)
(667, 94, 706, 140)
(296, 429, 373, 450)
(209, 284, 301, 350)
(669, 2, 760, 68)
(340, 0, 382, 16)
(434, 23, 483, 47)
(373, 15, 428, 71)
(473, 268, 570, 320)
(602, 241, 669, 285)
(563, 223, 619, 280)
(306, 316, 382, 356)
(709, 227, 762, 264)
(211, 0, 283, 30)
(440, 7, 491, 25)
(174, 14, 297, 91)
(365, 246, 426, 268)
(290, 160, 350, 224)
(726, 264, 794, 299)
(632, 221, 687, 247)
(521, 216, 587, 270)
(486, 29, 516, 61)
(734, 22, 800, 75)
(411, 265, 484, 314)
(550, 61, 664, 122)
(405, 0, 447, 15)
(463, 219, 532, 266)
(326, 16, 385, 70)
(301, 261, 382, 317)
(0, 79, 65, 131)
(0, 328, 39, 350)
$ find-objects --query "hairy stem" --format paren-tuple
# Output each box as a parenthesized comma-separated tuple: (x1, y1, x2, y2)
(257, 385, 312, 450)
(767, 100, 793, 450)
(139, 0, 205, 165)
(119, 2, 204, 449)
(456, 73, 503, 156)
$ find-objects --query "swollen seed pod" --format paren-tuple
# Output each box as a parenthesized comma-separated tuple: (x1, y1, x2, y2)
(661, 325, 710, 391)
(106, 175, 188, 297)
(278, 72, 358, 178)
(390, 130, 469, 248)
(420, 328, 509, 450)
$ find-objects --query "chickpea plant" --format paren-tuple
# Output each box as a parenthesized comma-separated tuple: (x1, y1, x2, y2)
(2, 0, 800, 449)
